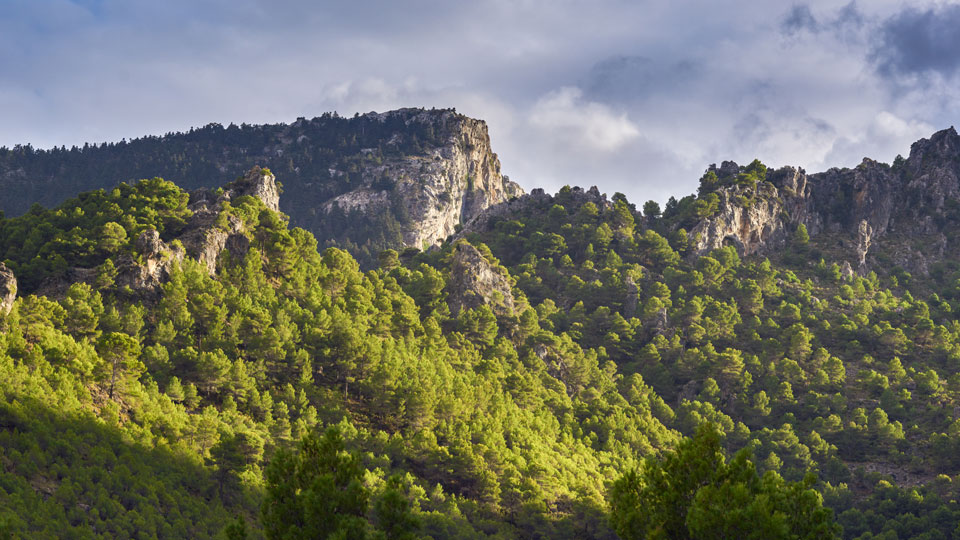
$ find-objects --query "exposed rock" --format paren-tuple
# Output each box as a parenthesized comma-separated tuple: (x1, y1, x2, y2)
(446, 242, 515, 316)
(178, 167, 280, 274)
(179, 211, 248, 275)
(652, 308, 670, 336)
(222, 166, 280, 213)
(322, 110, 523, 249)
(690, 165, 819, 256)
(0, 263, 16, 315)
(841, 261, 855, 280)
(688, 127, 960, 271)
(115, 230, 185, 293)
(856, 220, 872, 272)
(677, 379, 699, 407)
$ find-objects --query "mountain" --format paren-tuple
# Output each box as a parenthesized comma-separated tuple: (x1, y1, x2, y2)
(0, 108, 523, 264)
(5, 121, 960, 539)
(681, 127, 960, 277)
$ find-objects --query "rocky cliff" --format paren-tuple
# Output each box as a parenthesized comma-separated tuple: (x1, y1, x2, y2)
(446, 241, 516, 316)
(320, 109, 523, 250)
(687, 127, 960, 275)
(0, 108, 522, 265)
(0, 263, 16, 315)
(179, 166, 276, 275)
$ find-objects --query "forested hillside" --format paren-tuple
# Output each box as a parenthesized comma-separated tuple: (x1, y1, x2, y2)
(5, 131, 960, 538)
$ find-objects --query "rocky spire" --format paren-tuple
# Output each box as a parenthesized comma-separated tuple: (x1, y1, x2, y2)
(0, 263, 16, 315)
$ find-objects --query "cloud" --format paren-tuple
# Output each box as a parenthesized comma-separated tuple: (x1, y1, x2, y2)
(872, 4, 960, 79)
(824, 111, 933, 166)
(780, 2, 866, 40)
(0, 0, 957, 207)
(528, 87, 640, 152)
(781, 4, 819, 34)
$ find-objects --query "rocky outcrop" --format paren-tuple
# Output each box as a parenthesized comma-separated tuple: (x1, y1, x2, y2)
(115, 230, 185, 293)
(177, 166, 277, 274)
(689, 127, 960, 274)
(446, 242, 515, 316)
(0, 263, 16, 314)
(690, 167, 819, 256)
(855, 220, 872, 271)
(222, 166, 280, 213)
(322, 109, 523, 249)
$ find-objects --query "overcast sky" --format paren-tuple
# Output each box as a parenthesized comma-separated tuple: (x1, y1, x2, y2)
(2, 0, 959, 203)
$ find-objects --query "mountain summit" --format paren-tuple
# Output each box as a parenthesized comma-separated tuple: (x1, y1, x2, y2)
(677, 127, 960, 276)
(0, 108, 523, 263)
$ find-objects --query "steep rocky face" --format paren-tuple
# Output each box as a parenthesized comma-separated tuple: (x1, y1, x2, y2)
(446, 242, 516, 316)
(689, 127, 960, 274)
(179, 167, 275, 275)
(322, 109, 523, 249)
(115, 230, 185, 293)
(0, 263, 16, 314)
(690, 165, 820, 256)
(222, 166, 281, 213)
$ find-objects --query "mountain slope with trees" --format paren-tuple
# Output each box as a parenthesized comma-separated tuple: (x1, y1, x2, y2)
(4, 125, 960, 538)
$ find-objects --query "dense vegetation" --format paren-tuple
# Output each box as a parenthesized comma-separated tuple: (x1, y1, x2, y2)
(5, 160, 960, 538)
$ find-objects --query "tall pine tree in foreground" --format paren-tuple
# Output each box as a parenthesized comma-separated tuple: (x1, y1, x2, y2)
(609, 423, 839, 540)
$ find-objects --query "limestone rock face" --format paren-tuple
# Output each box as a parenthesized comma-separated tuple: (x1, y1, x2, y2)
(689, 127, 960, 274)
(322, 109, 523, 249)
(179, 167, 279, 274)
(690, 165, 819, 256)
(0, 263, 16, 314)
(856, 220, 872, 271)
(446, 242, 515, 316)
(223, 166, 280, 213)
(115, 230, 185, 293)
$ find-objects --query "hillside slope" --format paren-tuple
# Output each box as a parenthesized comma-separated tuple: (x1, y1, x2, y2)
(6, 126, 960, 538)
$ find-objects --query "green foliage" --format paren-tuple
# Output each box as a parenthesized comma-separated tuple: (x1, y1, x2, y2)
(0, 177, 191, 291)
(609, 424, 839, 540)
(262, 427, 373, 539)
(7, 169, 960, 539)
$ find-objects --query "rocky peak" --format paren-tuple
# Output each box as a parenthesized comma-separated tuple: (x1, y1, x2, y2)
(446, 241, 515, 317)
(222, 166, 280, 213)
(115, 230, 185, 294)
(905, 127, 960, 174)
(0, 263, 16, 315)
(686, 127, 960, 275)
(690, 164, 819, 256)
(322, 111, 523, 249)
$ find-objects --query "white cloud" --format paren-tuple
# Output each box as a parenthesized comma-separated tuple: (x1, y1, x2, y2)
(529, 87, 639, 152)
(824, 111, 934, 166)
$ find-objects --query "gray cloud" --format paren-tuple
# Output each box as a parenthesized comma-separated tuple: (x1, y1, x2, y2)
(781, 2, 865, 38)
(782, 5, 819, 34)
(0, 1, 957, 205)
(873, 4, 960, 79)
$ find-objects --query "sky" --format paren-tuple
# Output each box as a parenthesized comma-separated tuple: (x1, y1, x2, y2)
(2, 0, 959, 204)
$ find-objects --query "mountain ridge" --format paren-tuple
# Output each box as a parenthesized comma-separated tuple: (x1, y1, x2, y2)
(656, 127, 960, 276)
(0, 108, 523, 264)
